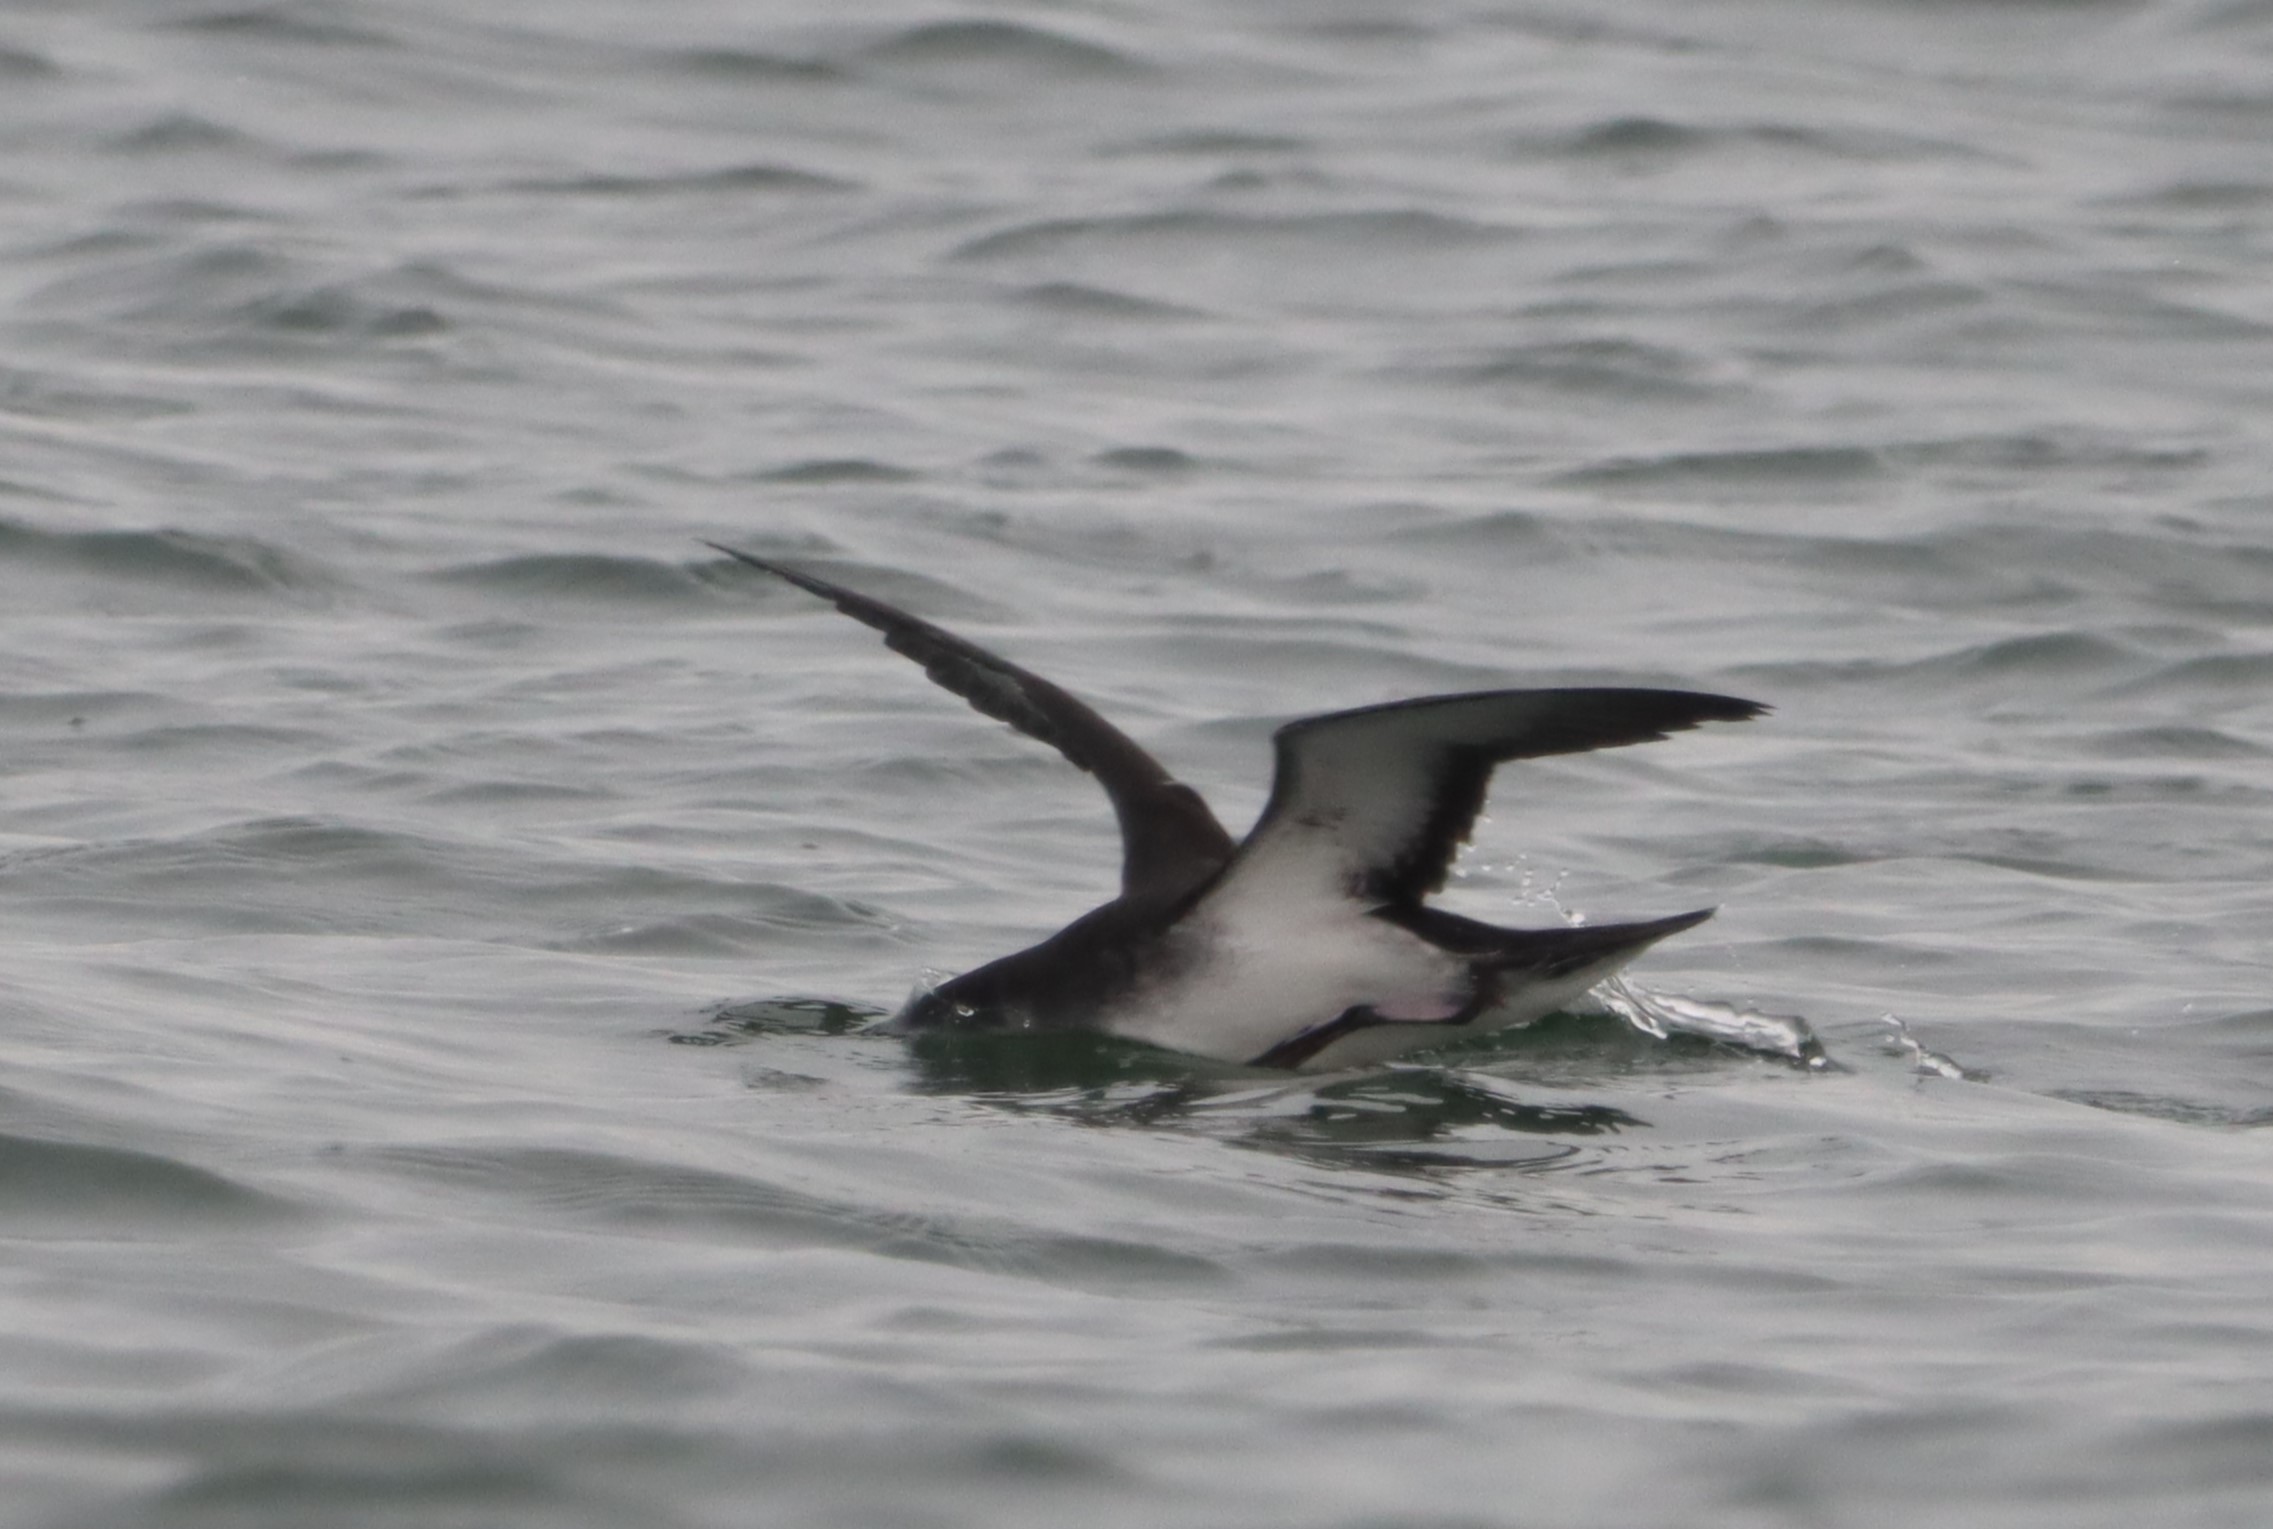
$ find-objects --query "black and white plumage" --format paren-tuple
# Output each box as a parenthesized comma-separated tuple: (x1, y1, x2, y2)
(708, 543, 1765, 1071)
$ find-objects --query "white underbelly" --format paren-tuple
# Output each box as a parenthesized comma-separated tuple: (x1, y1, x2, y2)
(1096, 900, 1470, 1066)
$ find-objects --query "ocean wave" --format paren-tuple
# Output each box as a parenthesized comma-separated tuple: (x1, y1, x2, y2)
(1556, 444, 1885, 489)
(653, 46, 846, 84)
(0, 1131, 303, 1235)
(503, 163, 855, 198)
(30, 242, 462, 347)
(2, 816, 901, 946)
(105, 112, 268, 157)
(953, 207, 1515, 264)
(1433, 337, 1722, 399)
(1007, 282, 1206, 320)
(857, 19, 1153, 79)
(163, 7, 401, 48)
(1546, 114, 1990, 165)
(0, 43, 60, 79)
(373, 1141, 1229, 1284)
(747, 458, 918, 485)
(426, 553, 714, 606)
(1400, 508, 2273, 623)
(0, 518, 335, 599)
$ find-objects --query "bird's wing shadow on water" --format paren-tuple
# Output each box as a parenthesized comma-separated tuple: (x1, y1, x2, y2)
(671, 994, 1830, 1176)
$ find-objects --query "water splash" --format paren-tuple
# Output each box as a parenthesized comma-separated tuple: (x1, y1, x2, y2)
(1879, 1013, 1977, 1081)
(1594, 974, 1829, 1068)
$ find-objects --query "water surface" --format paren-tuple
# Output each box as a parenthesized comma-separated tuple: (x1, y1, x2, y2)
(2, 2, 2270, 1525)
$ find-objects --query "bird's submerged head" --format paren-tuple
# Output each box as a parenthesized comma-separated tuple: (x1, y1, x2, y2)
(889, 960, 1045, 1033)
(890, 969, 989, 1032)
(891, 984, 954, 1031)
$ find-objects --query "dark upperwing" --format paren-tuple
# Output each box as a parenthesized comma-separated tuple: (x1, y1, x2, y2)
(1229, 687, 1768, 909)
(705, 543, 1236, 903)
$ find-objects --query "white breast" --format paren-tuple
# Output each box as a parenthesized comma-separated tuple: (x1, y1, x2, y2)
(1095, 886, 1470, 1066)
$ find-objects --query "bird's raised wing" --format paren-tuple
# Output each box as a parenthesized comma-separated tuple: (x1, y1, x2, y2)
(705, 543, 1235, 902)
(1212, 687, 1765, 910)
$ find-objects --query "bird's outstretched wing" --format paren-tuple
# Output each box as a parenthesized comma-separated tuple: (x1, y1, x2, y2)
(1213, 687, 1765, 910)
(705, 543, 1235, 902)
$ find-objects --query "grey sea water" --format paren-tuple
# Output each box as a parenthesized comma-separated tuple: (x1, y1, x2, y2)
(3, 1, 2271, 1525)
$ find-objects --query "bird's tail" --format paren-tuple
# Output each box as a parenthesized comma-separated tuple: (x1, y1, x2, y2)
(1475, 907, 1716, 977)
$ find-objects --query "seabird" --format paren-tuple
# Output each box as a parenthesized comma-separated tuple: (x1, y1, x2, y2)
(708, 543, 1764, 1071)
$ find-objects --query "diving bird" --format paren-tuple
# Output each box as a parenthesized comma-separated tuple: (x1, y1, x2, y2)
(707, 543, 1763, 1071)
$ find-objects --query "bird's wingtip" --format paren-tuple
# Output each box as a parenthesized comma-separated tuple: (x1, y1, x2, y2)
(703, 539, 775, 570)
(1704, 694, 1770, 723)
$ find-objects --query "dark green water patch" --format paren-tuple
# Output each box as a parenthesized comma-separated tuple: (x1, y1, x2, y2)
(668, 996, 888, 1046)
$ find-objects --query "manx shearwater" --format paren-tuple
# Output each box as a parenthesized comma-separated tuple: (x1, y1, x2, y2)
(708, 543, 1764, 1071)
